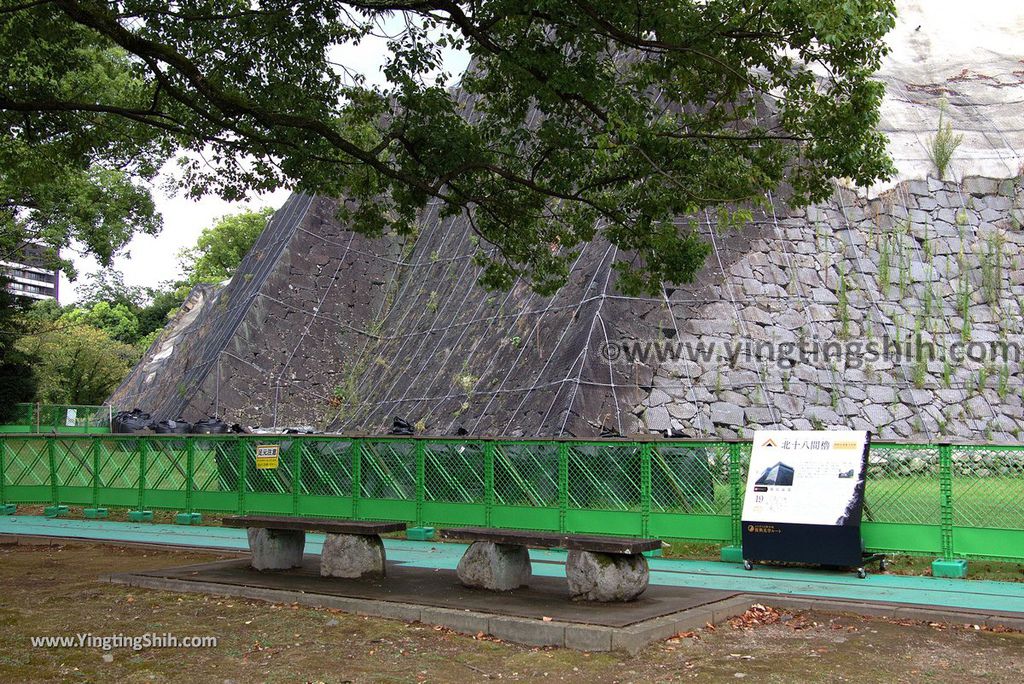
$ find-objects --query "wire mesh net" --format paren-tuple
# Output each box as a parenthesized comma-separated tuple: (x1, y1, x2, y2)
(96, 439, 140, 490)
(360, 440, 416, 500)
(951, 446, 1024, 529)
(493, 442, 559, 508)
(651, 443, 730, 515)
(52, 439, 93, 488)
(863, 444, 941, 524)
(423, 441, 485, 504)
(144, 440, 190, 491)
(567, 443, 641, 511)
(299, 439, 354, 497)
(1, 439, 49, 487)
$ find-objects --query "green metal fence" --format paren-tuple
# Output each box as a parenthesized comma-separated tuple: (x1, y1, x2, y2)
(0, 404, 112, 434)
(0, 434, 1022, 561)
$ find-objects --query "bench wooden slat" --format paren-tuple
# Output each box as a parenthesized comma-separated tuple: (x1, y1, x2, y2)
(440, 527, 661, 555)
(222, 515, 405, 535)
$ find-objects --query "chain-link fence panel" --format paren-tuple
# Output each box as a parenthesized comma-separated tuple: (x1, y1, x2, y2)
(493, 442, 559, 508)
(52, 439, 93, 489)
(863, 444, 940, 524)
(424, 441, 485, 504)
(567, 443, 641, 511)
(96, 439, 140, 491)
(651, 443, 730, 515)
(243, 441, 295, 494)
(299, 439, 354, 497)
(1, 438, 50, 489)
(951, 446, 1024, 530)
(143, 439, 190, 491)
(360, 440, 416, 500)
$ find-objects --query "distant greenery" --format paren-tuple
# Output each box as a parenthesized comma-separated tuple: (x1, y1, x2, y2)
(174, 207, 274, 295)
(0, 284, 38, 420)
(6, 208, 272, 409)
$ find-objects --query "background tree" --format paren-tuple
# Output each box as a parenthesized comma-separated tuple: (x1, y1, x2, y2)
(0, 283, 38, 421)
(3, 207, 269, 413)
(16, 321, 135, 405)
(177, 208, 274, 287)
(3, 0, 897, 296)
(0, 9, 166, 280)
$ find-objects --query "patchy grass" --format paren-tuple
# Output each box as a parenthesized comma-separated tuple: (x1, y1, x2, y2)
(0, 543, 1022, 683)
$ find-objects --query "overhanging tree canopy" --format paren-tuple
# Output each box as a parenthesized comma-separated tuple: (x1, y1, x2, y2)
(2, 0, 896, 294)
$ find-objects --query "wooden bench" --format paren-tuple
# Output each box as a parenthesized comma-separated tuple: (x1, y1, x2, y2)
(223, 515, 405, 578)
(441, 527, 661, 602)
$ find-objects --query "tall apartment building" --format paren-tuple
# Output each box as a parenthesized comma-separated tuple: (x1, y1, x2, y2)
(1, 243, 59, 301)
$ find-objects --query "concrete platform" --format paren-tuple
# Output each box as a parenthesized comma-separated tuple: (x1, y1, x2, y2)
(7, 515, 1024, 650)
(111, 556, 744, 652)
(109, 555, 1024, 653)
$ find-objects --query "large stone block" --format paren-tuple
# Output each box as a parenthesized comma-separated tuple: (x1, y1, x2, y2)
(566, 550, 649, 602)
(247, 527, 305, 570)
(456, 541, 531, 591)
(320, 533, 386, 578)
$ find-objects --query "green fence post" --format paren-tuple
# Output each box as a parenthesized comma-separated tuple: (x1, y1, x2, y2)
(414, 439, 425, 527)
(720, 442, 745, 563)
(185, 437, 195, 514)
(483, 442, 495, 527)
(292, 440, 301, 516)
(351, 439, 362, 519)
(237, 437, 247, 514)
(91, 438, 101, 508)
(0, 436, 6, 505)
(127, 439, 154, 522)
(558, 442, 568, 533)
(640, 443, 652, 538)
(47, 437, 58, 505)
(932, 443, 967, 577)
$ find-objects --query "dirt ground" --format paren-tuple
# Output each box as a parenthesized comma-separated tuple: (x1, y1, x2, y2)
(0, 541, 1022, 683)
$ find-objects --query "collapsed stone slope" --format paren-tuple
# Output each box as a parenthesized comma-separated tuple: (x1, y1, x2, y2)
(110, 175, 1024, 441)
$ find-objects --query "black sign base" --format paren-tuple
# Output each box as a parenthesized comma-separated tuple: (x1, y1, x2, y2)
(742, 522, 862, 567)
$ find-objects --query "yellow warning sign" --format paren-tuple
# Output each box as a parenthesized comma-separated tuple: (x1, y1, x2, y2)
(255, 444, 280, 469)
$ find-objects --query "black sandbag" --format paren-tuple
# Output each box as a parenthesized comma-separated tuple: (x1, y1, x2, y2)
(152, 418, 192, 434)
(390, 416, 414, 435)
(191, 417, 229, 434)
(111, 409, 151, 434)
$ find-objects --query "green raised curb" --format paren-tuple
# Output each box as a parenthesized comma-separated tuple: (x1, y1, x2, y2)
(720, 545, 744, 563)
(0, 504, 16, 515)
(932, 558, 969, 578)
(43, 505, 69, 518)
(407, 526, 435, 541)
(128, 510, 154, 522)
(174, 513, 203, 526)
(83, 508, 108, 519)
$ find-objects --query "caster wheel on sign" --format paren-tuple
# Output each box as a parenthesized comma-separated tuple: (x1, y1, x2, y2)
(743, 560, 753, 571)
(857, 568, 867, 579)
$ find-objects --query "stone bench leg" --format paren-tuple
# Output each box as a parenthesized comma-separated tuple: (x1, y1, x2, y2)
(456, 541, 531, 591)
(320, 533, 386, 578)
(566, 550, 649, 602)
(247, 528, 305, 570)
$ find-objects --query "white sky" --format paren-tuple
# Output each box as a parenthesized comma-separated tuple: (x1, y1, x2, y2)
(62, 0, 1023, 302)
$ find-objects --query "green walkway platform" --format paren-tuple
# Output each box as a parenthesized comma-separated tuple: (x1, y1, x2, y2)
(2, 516, 1023, 617)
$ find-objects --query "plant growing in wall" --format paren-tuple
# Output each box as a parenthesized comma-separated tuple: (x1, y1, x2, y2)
(928, 99, 964, 180)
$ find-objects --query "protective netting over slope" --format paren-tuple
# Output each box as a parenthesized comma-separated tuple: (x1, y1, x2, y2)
(110, 173, 1024, 440)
